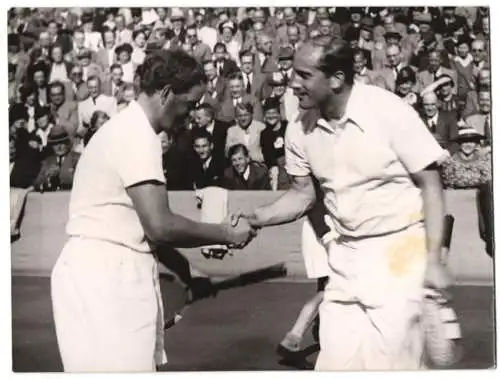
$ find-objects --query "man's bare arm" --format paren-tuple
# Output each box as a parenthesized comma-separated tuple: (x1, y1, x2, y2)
(411, 165, 445, 262)
(127, 181, 252, 248)
(246, 175, 317, 228)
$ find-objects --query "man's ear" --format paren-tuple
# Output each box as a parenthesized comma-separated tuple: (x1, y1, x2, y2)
(160, 85, 172, 106)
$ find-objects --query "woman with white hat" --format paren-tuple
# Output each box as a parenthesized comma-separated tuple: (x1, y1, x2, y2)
(218, 20, 241, 64)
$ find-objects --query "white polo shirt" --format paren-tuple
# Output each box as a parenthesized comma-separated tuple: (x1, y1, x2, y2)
(285, 82, 446, 239)
(66, 101, 165, 252)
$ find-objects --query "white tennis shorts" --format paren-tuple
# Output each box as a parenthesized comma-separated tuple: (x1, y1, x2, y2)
(315, 223, 428, 371)
(51, 236, 167, 372)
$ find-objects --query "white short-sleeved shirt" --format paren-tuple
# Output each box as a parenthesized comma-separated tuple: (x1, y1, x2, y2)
(285, 82, 447, 238)
(66, 101, 165, 252)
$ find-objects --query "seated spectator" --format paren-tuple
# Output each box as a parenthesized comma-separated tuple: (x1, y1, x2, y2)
(48, 44, 72, 83)
(471, 39, 490, 78)
(193, 103, 229, 162)
(212, 42, 239, 78)
(103, 63, 127, 98)
(239, 49, 266, 100)
(463, 68, 490, 118)
(260, 98, 290, 190)
(450, 35, 474, 101)
(201, 59, 227, 104)
(185, 23, 212, 63)
(115, 43, 136, 83)
(422, 74, 461, 119)
(77, 48, 103, 82)
(216, 72, 263, 123)
(264, 71, 298, 123)
(277, 45, 295, 85)
(225, 102, 265, 163)
(8, 63, 17, 104)
(417, 50, 458, 94)
(441, 126, 491, 189)
(28, 61, 50, 106)
(353, 48, 377, 85)
(394, 66, 419, 109)
(376, 44, 408, 92)
(96, 28, 118, 73)
(34, 125, 80, 192)
(159, 130, 194, 191)
(81, 12, 103, 52)
(420, 91, 459, 152)
(67, 64, 90, 102)
(34, 105, 56, 150)
(223, 144, 270, 190)
(48, 81, 79, 138)
(131, 29, 147, 65)
(188, 128, 226, 189)
(465, 89, 491, 146)
(19, 84, 38, 132)
(219, 20, 241, 63)
(84, 110, 110, 147)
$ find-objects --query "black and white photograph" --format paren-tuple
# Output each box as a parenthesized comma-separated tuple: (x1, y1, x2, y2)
(6, 3, 496, 373)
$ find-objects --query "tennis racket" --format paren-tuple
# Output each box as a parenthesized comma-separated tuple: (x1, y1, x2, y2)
(160, 263, 288, 330)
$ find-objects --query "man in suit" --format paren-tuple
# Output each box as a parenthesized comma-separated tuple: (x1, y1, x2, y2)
(77, 76, 117, 137)
(49, 81, 79, 139)
(216, 73, 263, 123)
(213, 42, 239, 78)
(239, 49, 266, 100)
(420, 92, 459, 153)
(96, 28, 117, 74)
(188, 128, 226, 189)
(223, 144, 270, 190)
(254, 33, 279, 74)
(47, 19, 72, 54)
(54, 8, 80, 33)
(276, 7, 307, 45)
(33, 125, 80, 192)
(202, 59, 227, 103)
(353, 48, 378, 85)
(78, 48, 103, 83)
(277, 45, 295, 86)
(48, 44, 73, 84)
(471, 38, 490, 78)
(185, 24, 212, 64)
(103, 64, 127, 99)
(66, 65, 90, 102)
(65, 29, 97, 64)
(465, 90, 491, 146)
(375, 44, 408, 93)
(285, 25, 304, 52)
(115, 14, 133, 46)
(464, 68, 490, 118)
(417, 50, 458, 94)
(225, 102, 266, 164)
(193, 103, 229, 163)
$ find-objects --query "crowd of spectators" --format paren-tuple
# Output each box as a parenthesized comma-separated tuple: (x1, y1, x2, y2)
(8, 6, 492, 195)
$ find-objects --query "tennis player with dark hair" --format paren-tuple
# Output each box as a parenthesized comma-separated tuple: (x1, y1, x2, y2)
(51, 49, 256, 372)
(233, 37, 451, 370)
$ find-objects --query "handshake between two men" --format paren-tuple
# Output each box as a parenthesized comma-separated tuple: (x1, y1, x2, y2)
(222, 211, 261, 250)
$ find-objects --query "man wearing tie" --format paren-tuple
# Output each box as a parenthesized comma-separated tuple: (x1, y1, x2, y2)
(212, 42, 239, 78)
(239, 50, 265, 100)
(417, 50, 457, 94)
(420, 92, 458, 152)
(375, 44, 407, 93)
(465, 90, 492, 146)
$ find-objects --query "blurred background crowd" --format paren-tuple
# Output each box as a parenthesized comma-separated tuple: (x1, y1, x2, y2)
(8, 6, 491, 195)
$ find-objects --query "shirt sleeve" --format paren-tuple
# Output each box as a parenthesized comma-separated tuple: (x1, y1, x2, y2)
(386, 96, 448, 174)
(284, 119, 311, 177)
(112, 125, 166, 188)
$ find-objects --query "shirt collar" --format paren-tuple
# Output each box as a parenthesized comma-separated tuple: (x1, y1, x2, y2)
(243, 165, 250, 180)
(298, 82, 366, 134)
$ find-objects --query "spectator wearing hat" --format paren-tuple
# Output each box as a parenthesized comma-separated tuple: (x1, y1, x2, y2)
(277, 45, 295, 83)
(212, 42, 240, 78)
(463, 68, 490, 118)
(465, 89, 491, 147)
(276, 7, 307, 46)
(8, 33, 31, 86)
(358, 17, 375, 51)
(30, 31, 52, 66)
(216, 73, 263, 123)
(394, 66, 419, 109)
(218, 20, 241, 64)
(239, 49, 265, 100)
(115, 43, 136, 83)
(103, 64, 127, 99)
(48, 44, 73, 84)
(53, 8, 80, 33)
(225, 102, 266, 164)
(339, 7, 364, 36)
(66, 64, 90, 102)
(76, 47, 103, 83)
(416, 50, 457, 94)
(194, 11, 218, 50)
(428, 74, 460, 119)
(170, 7, 187, 46)
(260, 97, 290, 190)
(65, 29, 96, 65)
(201, 59, 227, 104)
(285, 24, 305, 52)
(353, 48, 377, 85)
(48, 81, 79, 139)
(115, 14, 133, 46)
(131, 29, 148, 66)
(28, 61, 51, 107)
(81, 12, 103, 52)
(185, 24, 212, 64)
(77, 75, 117, 138)
(46, 19, 72, 54)
(265, 71, 299, 124)
(34, 125, 80, 192)
(96, 28, 118, 74)
(222, 144, 270, 190)
(18, 84, 38, 133)
(420, 91, 459, 152)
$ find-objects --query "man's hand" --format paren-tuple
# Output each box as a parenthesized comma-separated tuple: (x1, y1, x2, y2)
(222, 214, 258, 249)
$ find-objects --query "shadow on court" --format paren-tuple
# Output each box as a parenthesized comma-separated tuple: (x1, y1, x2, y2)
(11, 276, 495, 372)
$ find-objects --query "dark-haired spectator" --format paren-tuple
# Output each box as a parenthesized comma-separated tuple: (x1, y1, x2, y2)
(219, 20, 241, 63)
(77, 48, 103, 82)
(225, 102, 265, 164)
(81, 12, 103, 52)
(67, 64, 90, 102)
(131, 29, 148, 65)
(34, 105, 56, 150)
(417, 50, 457, 94)
(265, 71, 298, 123)
(115, 43, 137, 83)
(260, 98, 290, 190)
(239, 49, 265, 99)
(96, 28, 118, 73)
(470, 39, 490, 78)
(276, 7, 307, 46)
(8, 33, 30, 86)
(185, 24, 212, 63)
(115, 14, 133, 45)
(188, 129, 226, 189)
(46, 19, 72, 54)
(223, 144, 270, 190)
(213, 42, 239, 78)
(170, 8, 187, 47)
(48, 44, 72, 83)
(194, 10, 218, 50)
(216, 73, 263, 123)
(353, 48, 377, 85)
(394, 66, 419, 109)
(10, 130, 43, 190)
(34, 125, 80, 192)
(376, 44, 408, 92)
(77, 76, 117, 138)
(84, 110, 110, 146)
(103, 64, 126, 98)
(465, 90, 491, 147)
(19, 84, 38, 132)
(65, 29, 97, 64)
(193, 103, 229, 162)
(450, 35, 475, 101)
(254, 32, 278, 74)
(29, 62, 50, 106)
(463, 68, 490, 118)
(48, 81, 79, 138)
